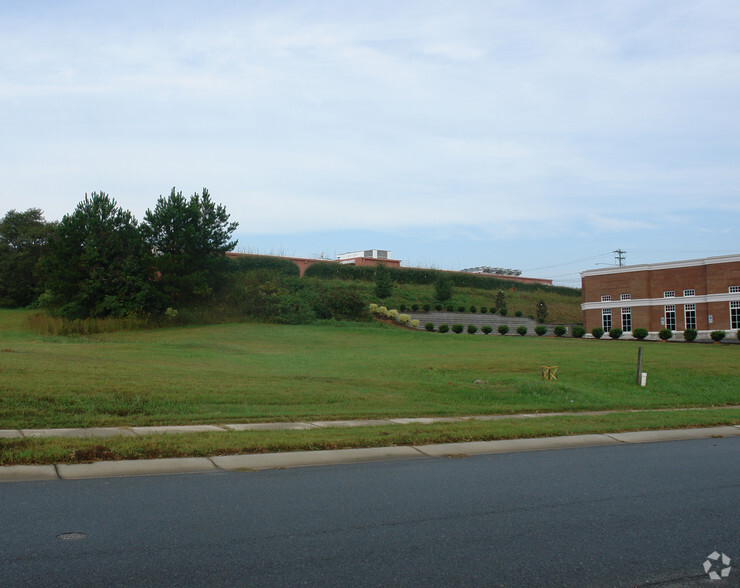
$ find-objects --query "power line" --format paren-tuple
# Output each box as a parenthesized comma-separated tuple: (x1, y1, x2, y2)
(523, 251, 614, 273)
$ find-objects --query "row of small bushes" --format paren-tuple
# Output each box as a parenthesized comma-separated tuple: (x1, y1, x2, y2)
(398, 302, 531, 318)
(588, 327, 737, 342)
(369, 304, 420, 328)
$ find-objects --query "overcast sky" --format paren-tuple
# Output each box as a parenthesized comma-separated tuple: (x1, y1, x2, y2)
(2, 1, 738, 286)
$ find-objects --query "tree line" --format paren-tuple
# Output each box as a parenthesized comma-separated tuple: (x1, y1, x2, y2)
(0, 189, 238, 319)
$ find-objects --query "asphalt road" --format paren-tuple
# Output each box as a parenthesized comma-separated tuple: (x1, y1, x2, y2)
(1, 437, 738, 587)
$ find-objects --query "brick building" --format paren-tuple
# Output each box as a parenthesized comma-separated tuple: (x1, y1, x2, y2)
(580, 254, 740, 338)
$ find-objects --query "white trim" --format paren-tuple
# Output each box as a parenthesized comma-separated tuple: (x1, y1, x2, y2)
(580, 254, 740, 278)
(581, 292, 740, 311)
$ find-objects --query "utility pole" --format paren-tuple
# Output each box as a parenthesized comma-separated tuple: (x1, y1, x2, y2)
(614, 249, 626, 267)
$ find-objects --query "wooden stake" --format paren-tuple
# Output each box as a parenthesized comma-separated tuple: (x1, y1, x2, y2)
(636, 347, 643, 385)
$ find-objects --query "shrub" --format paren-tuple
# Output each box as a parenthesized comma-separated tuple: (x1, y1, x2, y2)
(658, 328, 672, 341)
(411, 303, 419, 312)
(498, 324, 509, 335)
(452, 324, 464, 334)
(398, 314, 411, 325)
(710, 330, 726, 342)
(469, 305, 477, 313)
(434, 276, 453, 301)
(446, 304, 454, 312)
(388, 309, 399, 320)
(500, 308, 508, 316)
(490, 307, 497, 314)
(633, 327, 648, 340)
(399, 304, 407, 312)
(535, 299, 548, 323)
(480, 306, 488, 314)
(683, 328, 697, 342)
(535, 325, 547, 336)
(425, 322, 435, 332)
(591, 327, 604, 339)
(514, 310, 523, 317)
(737, 330, 740, 341)
(481, 325, 493, 334)
(325, 286, 367, 320)
(434, 304, 442, 311)
(572, 326, 586, 338)
(553, 325, 567, 337)
(516, 325, 527, 336)
(422, 304, 431, 312)
(467, 324, 478, 334)
(438, 324, 449, 333)
(410, 319, 420, 328)
(609, 327, 623, 340)
(457, 306, 466, 312)
(369, 303, 379, 314)
(377, 306, 389, 317)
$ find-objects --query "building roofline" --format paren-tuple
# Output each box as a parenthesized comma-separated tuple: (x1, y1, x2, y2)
(580, 253, 740, 278)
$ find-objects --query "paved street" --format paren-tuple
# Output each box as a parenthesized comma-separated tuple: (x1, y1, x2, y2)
(1, 437, 738, 587)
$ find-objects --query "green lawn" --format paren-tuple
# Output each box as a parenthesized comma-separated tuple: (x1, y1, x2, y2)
(1, 309, 738, 429)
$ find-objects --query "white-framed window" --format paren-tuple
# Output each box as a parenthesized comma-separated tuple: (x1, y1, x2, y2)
(683, 289, 695, 297)
(620, 293, 631, 301)
(621, 307, 632, 332)
(684, 303, 696, 330)
(665, 305, 676, 330)
(731, 301, 740, 330)
(601, 295, 611, 302)
(664, 291, 675, 298)
(730, 286, 740, 294)
(602, 308, 612, 330)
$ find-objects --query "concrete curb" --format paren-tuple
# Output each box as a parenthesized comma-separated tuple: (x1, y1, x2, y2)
(2, 425, 738, 483)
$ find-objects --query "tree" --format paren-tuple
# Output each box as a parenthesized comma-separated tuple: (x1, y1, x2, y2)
(535, 299, 548, 323)
(0, 209, 56, 307)
(434, 275, 453, 301)
(374, 263, 393, 299)
(495, 290, 507, 314)
(41, 193, 153, 318)
(142, 188, 238, 305)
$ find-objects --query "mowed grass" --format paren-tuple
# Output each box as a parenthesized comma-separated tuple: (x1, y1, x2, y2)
(1, 309, 738, 430)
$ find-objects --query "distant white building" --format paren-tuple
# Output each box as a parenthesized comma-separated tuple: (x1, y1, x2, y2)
(462, 266, 522, 277)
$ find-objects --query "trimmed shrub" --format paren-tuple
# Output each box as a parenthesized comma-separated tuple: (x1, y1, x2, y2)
(516, 325, 527, 336)
(633, 327, 648, 340)
(500, 308, 508, 316)
(388, 309, 399, 320)
(497, 324, 509, 335)
(710, 330, 726, 342)
(457, 306, 466, 313)
(490, 307, 497, 314)
(481, 325, 493, 334)
(446, 304, 454, 312)
(469, 305, 477, 313)
(591, 327, 604, 339)
(425, 322, 435, 332)
(480, 306, 488, 314)
(411, 303, 419, 312)
(452, 324, 464, 334)
(572, 326, 586, 338)
(410, 319, 420, 328)
(399, 304, 407, 312)
(683, 328, 697, 342)
(658, 328, 673, 341)
(434, 304, 443, 311)
(535, 325, 547, 336)
(467, 324, 478, 334)
(438, 324, 449, 333)
(369, 303, 379, 314)
(422, 303, 431, 312)
(609, 327, 623, 340)
(377, 306, 389, 317)
(514, 310, 523, 317)
(398, 314, 411, 325)
(553, 325, 567, 337)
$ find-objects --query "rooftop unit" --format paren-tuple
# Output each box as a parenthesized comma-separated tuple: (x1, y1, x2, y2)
(462, 266, 522, 277)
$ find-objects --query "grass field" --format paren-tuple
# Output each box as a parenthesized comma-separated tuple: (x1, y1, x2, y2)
(1, 309, 738, 464)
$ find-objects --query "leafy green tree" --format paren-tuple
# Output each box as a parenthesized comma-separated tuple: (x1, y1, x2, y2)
(0, 208, 56, 307)
(41, 193, 153, 318)
(535, 299, 548, 323)
(142, 188, 238, 306)
(374, 263, 393, 299)
(495, 289, 507, 314)
(434, 275, 453, 301)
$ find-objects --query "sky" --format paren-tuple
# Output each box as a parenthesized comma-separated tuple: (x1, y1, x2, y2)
(2, 1, 739, 287)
